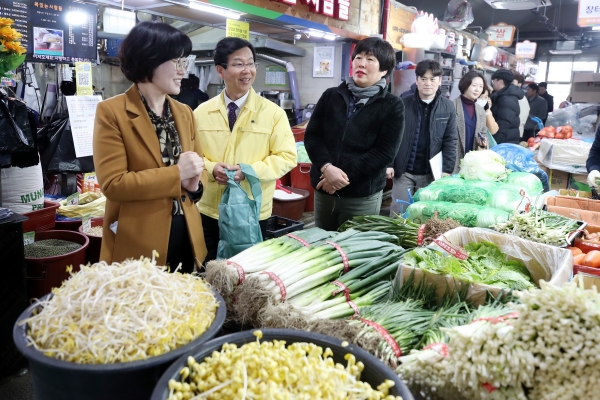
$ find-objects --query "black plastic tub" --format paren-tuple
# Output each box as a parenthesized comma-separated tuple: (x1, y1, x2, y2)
(13, 289, 226, 400)
(151, 328, 415, 400)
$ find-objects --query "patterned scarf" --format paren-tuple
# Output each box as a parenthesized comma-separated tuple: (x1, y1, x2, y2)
(140, 92, 184, 215)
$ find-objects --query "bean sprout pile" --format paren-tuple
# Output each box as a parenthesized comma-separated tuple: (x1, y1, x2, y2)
(19, 254, 219, 364)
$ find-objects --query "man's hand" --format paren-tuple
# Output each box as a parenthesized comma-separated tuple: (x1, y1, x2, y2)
(442, 172, 451, 178)
(213, 162, 229, 185)
(386, 168, 395, 180)
(321, 165, 350, 191)
(588, 170, 600, 189)
(230, 165, 245, 183)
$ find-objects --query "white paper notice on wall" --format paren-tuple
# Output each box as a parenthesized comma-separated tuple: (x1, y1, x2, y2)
(65, 95, 102, 158)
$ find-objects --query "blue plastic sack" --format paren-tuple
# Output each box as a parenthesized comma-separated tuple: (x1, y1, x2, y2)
(491, 144, 549, 192)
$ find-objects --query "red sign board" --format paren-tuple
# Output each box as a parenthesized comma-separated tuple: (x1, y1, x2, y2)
(273, 0, 349, 20)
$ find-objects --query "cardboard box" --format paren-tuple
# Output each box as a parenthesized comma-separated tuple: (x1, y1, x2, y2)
(570, 173, 591, 193)
(546, 196, 600, 212)
(538, 165, 570, 191)
(559, 189, 592, 198)
(395, 227, 573, 305)
(570, 72, 600, 103)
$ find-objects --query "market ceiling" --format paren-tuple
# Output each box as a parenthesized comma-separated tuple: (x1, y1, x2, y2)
(396, 0, 597, 41)
(90, 0, 364, 43)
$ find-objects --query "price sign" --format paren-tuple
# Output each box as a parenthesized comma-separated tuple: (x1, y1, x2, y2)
(487, 23, 516, 48)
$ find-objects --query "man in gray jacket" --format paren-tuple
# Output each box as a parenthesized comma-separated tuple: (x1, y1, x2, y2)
(523, 83, 548, 141)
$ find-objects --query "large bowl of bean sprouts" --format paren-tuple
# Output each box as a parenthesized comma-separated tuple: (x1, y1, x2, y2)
(13, 256, 226, 400)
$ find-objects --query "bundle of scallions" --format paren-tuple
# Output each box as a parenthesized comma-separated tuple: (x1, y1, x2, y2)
(492, 208, 581, 246)
(205, 228, 334, 308)
(232, 229, 406, 325)
(338, 215, 422, 248)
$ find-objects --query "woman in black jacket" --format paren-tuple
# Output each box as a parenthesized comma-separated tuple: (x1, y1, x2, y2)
(304, 37, 405, 230)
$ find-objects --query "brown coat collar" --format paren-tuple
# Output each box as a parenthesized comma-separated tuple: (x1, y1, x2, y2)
(124, 84, 191, 167)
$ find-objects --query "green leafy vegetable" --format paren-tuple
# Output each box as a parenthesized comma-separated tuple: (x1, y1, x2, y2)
(402, 241, 535, 291)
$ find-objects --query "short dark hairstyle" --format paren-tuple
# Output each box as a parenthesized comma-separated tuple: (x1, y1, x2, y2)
(458, 71, 486, 95)
(512, 71, 525, 85)
(415, 59, 443, 78)
(183, 74, 200, 90)
(119, 21, 192, 83)
(538, 82, 548, 88)
(491, 69, 514, 87)
(528, 83, 539, 92)
(351, 37, 396, 79)
(214, 37, 256, 68)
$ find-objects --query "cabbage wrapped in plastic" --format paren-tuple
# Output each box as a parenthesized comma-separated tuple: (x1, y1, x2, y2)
(504, 172, 543, 196)
(460, 150, 507, 181)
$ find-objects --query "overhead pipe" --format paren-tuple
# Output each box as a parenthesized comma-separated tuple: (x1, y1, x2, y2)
(381, 0, 391, 39)
(256, 52, 302, 124)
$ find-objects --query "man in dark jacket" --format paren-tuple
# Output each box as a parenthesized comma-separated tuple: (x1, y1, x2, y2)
(390, 59, 457, 216)
(523, 83, 548, 141)
(538, 82, 554, 116)
(173, 74, 209, 110)
(490, 69, 524, 144)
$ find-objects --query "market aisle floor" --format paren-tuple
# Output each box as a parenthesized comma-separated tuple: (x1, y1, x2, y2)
(0, 369, 35, 400)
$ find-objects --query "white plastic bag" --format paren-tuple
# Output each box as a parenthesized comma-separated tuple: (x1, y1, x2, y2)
(1, 163, 44, 214)
(443, 0, 474, 31)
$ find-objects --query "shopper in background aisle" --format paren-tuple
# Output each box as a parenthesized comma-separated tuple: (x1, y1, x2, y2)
(174, 74, 209, 109)
(451, 71, 488, 174)
(478, 85, 499, 135)
(538, 82, 554, 117)
(586, 123, 600, 190)
(512, 72, 530, 139)
(194, 37, 296, 263)
(389, 59, 457, 216)
(490, 69, 524, 144)
(93, 21, 207, 272)
(523, 83, 548, 141)
(304, 37, 404, 230)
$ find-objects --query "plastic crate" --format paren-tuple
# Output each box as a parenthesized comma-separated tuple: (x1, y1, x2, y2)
(263, 216, 304, 239)
(21, 200, 60, 233)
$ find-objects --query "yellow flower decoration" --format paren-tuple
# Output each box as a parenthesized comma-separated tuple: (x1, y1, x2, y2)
(4, 40, 25, 55)
(0, 26, 20, 41)
(0, 18, 14, 27)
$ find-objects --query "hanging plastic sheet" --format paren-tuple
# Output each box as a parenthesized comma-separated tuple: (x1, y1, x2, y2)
(37, 116, 94, 173)
(0, 89, 38, 168)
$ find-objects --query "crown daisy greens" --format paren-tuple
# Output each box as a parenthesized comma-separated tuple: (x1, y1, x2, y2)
(0, 18, 26, 78)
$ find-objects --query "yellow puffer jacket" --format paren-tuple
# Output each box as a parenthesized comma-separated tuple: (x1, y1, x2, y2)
(194, 88, 297, 220)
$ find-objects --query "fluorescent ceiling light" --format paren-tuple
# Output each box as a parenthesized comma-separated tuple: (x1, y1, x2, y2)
(549, 49, 582, 54)
(188, 1, 241, 19)
(324, 34, 336, 40)
(593, 26, 600, 31)
(308, 29, 324, 38)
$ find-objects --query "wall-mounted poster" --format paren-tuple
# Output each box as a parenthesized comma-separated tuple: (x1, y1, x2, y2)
(313, 46, 334, 78)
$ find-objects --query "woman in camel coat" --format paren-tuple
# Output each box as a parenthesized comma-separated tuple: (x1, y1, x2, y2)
(93, 21, 207, 272)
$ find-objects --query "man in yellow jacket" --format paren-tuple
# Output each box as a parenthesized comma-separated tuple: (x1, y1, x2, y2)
(194, 37, 297, 262)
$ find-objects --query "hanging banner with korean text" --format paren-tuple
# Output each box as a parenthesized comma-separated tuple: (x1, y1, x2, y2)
(515, 40, 537, 60)
(226, 19, 249, 40)
(272, 0, 349, 20)
(578, 0, 600, 27)
(487, 23, 516, 47)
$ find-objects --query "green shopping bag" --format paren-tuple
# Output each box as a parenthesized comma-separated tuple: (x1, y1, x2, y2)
(217, 164, 263, 259)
